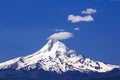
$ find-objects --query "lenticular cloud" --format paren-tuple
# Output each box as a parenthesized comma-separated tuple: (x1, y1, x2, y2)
(48, 32, 73, 40)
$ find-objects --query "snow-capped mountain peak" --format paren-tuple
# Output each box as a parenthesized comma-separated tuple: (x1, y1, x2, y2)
(0, 39, 119, 73)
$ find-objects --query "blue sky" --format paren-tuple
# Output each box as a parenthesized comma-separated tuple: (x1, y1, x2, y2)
(0, 0, 120, 65)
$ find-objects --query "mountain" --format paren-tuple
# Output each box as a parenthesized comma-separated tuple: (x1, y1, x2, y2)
(0, 39, 120, 80)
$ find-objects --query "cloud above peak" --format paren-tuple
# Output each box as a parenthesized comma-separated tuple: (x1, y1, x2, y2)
(68, 15, 94, 23)
(48, 32, 73, 40)
(81, 8, 97, 14)
(54, 29, 64, 32)
(74, 27, 80, 31)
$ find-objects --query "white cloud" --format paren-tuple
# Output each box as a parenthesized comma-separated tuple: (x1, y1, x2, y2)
(54, 29, 64, 32)
(48, 32, 73, 40)
(74, 27, 80, 31)
(81, 8, 97, 14)
(68, 14, 94, 23)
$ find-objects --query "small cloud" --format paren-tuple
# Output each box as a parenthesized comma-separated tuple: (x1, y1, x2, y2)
(54, 29, 64, 32)
(68, 14, 94, 23)
(48, 32, 73, 40)
(81, 8, 97, 14)
(74, 27, 80, 31)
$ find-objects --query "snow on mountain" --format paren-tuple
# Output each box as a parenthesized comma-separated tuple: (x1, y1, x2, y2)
(0, 39, 119, 73)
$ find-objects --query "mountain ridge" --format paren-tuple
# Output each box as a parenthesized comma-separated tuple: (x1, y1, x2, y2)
(0, 39, 119, 74)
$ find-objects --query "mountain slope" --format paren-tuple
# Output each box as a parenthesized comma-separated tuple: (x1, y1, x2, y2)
(0, 39, 119, 74)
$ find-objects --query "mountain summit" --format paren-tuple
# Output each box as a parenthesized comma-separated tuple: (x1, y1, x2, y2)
(0, 39, 119, 74)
